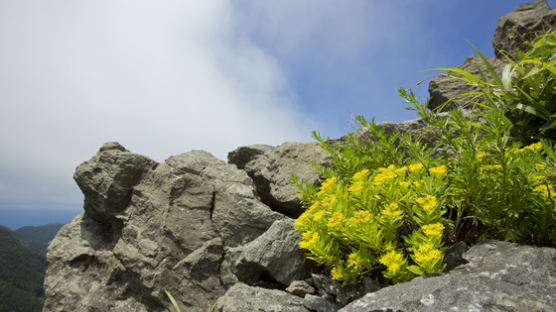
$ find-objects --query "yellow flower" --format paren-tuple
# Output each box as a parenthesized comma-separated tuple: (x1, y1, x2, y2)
(299, 231, 319, 249)
(374, 171, 395, 186)
(429, 165, 447, 178)
(414, 243, 442, 265)
(480, 164, 502, 172)
(416, 195, 438, 212)
(321, 194, 337, 207)
(349, 181, 365, 194)
(347, 252, 363, 268)
(534, 184, 555, 199)
(477, 151, 486, 160)
(422, 223, 444, 237)
(382, 202, 403, 218)
(319, 176, 337, 195)
(307, 201, 320, 213)
(534, 175, 548, 181)
(395, 166, 408, 175)
(294, 212, 309, 229)
(523, 141, 542, 152)
(409, 163, 424, 172)
(313, 210, 326, 221)
(348, 210, 373, 225)
(380, 250, 404, 273)
(327, 211, 344, 228)
(352, 169, 370, 181)
(331, 266, 344, 280)
(535, 163, 547, 171)
(399, 181, 411, 188)
(413, 181, 422, 188)
(378, 165, 396, 173)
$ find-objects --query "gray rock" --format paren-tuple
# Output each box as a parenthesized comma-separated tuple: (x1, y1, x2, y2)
(239, 142, 330, 217)
(303, 294, 339, 312)
(214, 283, 310, 312)
(339, 240, 556, 312)
(493, 0, 556, 60)
(227, 144, 274, 170)
(73, 141, 157, 226)
(44, 143, 283, 312)
(226, 218, 315, 287)
(286, 280, 316, 297)
(428, 56, 506, 112)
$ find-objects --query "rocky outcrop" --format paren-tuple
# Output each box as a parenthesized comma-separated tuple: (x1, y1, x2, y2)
(339, 240, 556, 312)
(229, 142, 330, 217)
(427, 56, 506, 112)
(493, 0, 556, 59)
(226, 218, 316, 287)
(44, 143, 284, 312)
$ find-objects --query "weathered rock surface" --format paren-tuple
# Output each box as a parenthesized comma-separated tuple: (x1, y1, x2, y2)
(339, 240, 556, 312)
(214, 283, 310, 312)
(226, 218, 316, 287)
(231, 142, 330, 217)
(493, 0, 556, 59)
(44, 143, 284, 312)
(427, 56, 506, 112)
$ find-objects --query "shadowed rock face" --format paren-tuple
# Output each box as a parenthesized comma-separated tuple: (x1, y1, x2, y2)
(493, 0, 556, 60)
(44, 143, 283, 312)
(339, 241, 556, 312)
(229, 142, 330, 218)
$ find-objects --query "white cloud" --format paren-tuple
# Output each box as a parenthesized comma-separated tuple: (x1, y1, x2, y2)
(0, 0, 318, 207)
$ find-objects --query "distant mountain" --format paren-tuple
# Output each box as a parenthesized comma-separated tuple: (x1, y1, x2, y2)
(0, 225, 46, 312)
(13, 223, 64, 255)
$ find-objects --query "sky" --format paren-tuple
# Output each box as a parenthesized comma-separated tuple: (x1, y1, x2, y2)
(1, 0, 554, 229)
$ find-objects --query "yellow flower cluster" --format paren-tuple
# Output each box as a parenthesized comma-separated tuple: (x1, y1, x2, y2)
(409, 163, 424, 172)
(399, 181, 411, 188)
(327, 211, 344, 228)
(429, 165, 447, 178)
(523, 142, 543, 152)
(413, 243, 442, 265)
(379, 250, 405, 273)
(373, 167, 396, 186)
(331, 266, 345, 280)
(533, 184, 555, 199)
(347, 252, 363, 268)
(299, 231, 319, 249)
(422, 223, 444, 237)
(349, 210, 373, 225)
(382, 202, 403, 218)
(318, 176, 337, 195)
(480, 164, 502, 172)
(416, 195, 438, 212)
(477, 151, 486, 160)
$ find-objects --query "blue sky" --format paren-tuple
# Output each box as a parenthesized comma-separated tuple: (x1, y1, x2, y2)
(1, 0, 554, 229)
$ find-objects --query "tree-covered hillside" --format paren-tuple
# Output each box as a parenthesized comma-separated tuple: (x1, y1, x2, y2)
(14, 223, 63, 255)
(0, 225, 46, 312)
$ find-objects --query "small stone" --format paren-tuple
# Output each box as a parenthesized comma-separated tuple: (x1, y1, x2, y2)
(303, 294, 338, 312)
(286, 280, 316, 297)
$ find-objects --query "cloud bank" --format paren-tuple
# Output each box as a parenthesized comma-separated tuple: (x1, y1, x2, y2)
(0, 0, 317, 207)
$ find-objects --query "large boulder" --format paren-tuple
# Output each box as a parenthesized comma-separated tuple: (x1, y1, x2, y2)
(339, 240, 556, 312)
(43, 143, 284, 312)
(229, 142, 330, 217)
(493, 0, 556, 60)
(427, 56, 506, 112)
(226, 218, 316, 287)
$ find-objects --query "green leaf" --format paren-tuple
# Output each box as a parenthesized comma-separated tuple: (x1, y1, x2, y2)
(431, 67, 481, 85)
(470, 43, 504, 88)
(407, 265, 424, 275)
(164, 289, 181, 312)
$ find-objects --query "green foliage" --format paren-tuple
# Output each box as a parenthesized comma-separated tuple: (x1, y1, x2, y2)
(0, 226, 46, 312)
(437, 31, 556, 144)
(14, 223, 63, 255)
(293, 31, 556, 286)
